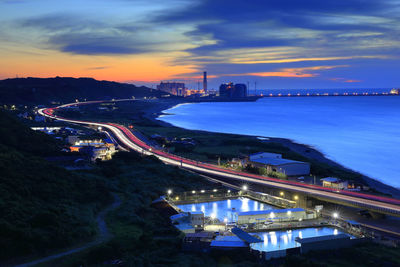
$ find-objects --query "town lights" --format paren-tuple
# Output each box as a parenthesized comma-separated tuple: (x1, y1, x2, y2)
(201, 190, 205, 193)
(333, 212, 339, 219)
(242, 185, 248, 191)
(98, 126, 102, 131)
(227, 190, 231, 193)
(280, 192, 284, 196)
(213, 189, 217, 192)
(167, 189, 172, 195)
(192, 190, 196, 194)
(175, 196, 179, 201)
(294, 195, 298, 200)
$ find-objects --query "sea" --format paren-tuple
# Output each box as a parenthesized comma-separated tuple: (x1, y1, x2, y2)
(158, 89, 400, 188)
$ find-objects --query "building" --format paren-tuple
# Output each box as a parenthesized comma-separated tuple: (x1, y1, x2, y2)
(157, 82, 186, 96)
(219, 82, 247, 98)
(69, 139, 116, 161)
(248, 152, 310, 176)
(249, 152, 282, 161)
(295, 234, 361, 254)
(321, 177, 349, 190)
(203, 71, 207, 93)
(237, 208, 312, 224)
(190, 211, 205, 228)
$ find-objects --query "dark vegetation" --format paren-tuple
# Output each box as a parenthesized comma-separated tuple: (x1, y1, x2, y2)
(0, 110, 111, 262)
(286, 242, 400, 267)
(0, 77, 169, 104)
(1, 105, 399, 266)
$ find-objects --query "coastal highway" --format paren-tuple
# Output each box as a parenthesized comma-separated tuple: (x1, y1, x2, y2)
(38, 100, 400, 217)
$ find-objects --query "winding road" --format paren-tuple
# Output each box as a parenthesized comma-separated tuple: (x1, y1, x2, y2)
(37, 100, 400, 217)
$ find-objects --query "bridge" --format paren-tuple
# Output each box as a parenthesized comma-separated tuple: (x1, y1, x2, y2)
(38, 100, 400, 218)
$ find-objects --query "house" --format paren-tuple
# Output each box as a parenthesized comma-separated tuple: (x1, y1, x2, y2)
(320, 177, 348, 190)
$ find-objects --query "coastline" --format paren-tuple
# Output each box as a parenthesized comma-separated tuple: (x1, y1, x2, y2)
(140, 98, 400, 199)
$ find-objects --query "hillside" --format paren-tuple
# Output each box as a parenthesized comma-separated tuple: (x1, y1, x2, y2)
(0, 110, 111, 262)
(0, 77, 169, 104)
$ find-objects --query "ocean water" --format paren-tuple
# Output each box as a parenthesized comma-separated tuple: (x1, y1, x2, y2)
(158, 95, 400, 188)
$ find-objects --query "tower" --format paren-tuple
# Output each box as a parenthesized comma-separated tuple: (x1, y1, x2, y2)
(203, 71, 207, 92)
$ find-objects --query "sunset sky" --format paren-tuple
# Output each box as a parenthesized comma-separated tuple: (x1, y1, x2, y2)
(0, 0, 399, 89)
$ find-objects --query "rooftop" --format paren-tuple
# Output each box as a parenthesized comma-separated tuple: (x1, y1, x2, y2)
(237, 208, 305, 217)
(250, 157, 308, 166)
(210, 235, 248, 248)
(321, 177, 341, 183)
(295, 234, 350, 244)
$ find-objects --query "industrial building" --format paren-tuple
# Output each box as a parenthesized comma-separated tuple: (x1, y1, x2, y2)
(237, 208, 313, 224)
(295, 234, 361, 254)
(157, 82, 186, 96)
(203, 71, 207, 93)
(321, 177, 349, 190)
(219, 82, 247, 98)
(170, 211, 205, 233)
(248, 152, 310, 176)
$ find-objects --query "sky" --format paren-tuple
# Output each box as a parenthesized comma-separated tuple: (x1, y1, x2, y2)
(0, 0, 399, 89)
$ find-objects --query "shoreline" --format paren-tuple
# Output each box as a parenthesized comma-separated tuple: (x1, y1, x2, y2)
(139, 98, 400, 199)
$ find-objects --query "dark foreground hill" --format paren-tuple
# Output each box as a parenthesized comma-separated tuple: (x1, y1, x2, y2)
(0, 110, 111, 262)
(0, 77, 167, 104)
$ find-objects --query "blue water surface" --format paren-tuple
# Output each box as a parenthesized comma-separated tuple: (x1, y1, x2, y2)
(158, 95, 400, 188)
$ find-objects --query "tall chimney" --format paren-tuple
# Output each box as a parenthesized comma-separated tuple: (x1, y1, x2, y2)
(203, 71, 207, 92)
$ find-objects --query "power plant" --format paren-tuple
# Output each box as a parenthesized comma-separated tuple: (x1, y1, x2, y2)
(203, 71, 207, 93)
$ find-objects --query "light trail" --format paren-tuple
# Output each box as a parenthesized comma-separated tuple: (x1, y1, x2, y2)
(38, 100, 400, 216)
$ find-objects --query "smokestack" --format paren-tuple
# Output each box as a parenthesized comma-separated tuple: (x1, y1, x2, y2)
(203, 71, 207, 92)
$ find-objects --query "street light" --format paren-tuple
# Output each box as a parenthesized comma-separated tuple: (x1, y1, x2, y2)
(167, 189, 172, 196)
(201, 190, 205, 193)
(333, 212, 339, 219)
(213, 189, 217, 192)
(210, 213, 216, 224)
(280, 191, 284, 197)
(192, 190, 196, 194)
(294, 195, 298, 200)
(227, 190, 231, 193)
(242, 185, 248, 191)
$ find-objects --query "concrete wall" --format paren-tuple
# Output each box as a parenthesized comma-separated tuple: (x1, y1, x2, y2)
(238, 210, 307, 224)
(274, 163, 310, 176)
(300, 238, 365, 254)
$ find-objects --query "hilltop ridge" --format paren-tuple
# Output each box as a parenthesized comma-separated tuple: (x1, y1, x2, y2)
(0, 77, 169, 104)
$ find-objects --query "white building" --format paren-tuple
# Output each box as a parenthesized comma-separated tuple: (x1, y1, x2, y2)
(237, 208, 312, 224)
(248, 152, 310, 176)
(189, 212, 204, 228)
(321, 177, 348, 190)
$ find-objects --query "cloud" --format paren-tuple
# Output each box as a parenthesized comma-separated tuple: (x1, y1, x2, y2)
(225, 65, 348, 78)
(85, 66, 110, 70)
(17, 14, 194, 55)
(331, 78, 362, 83)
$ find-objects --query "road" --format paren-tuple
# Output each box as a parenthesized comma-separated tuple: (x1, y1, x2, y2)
(15, 194, 121, 267)
(38, 100, 400, 217)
